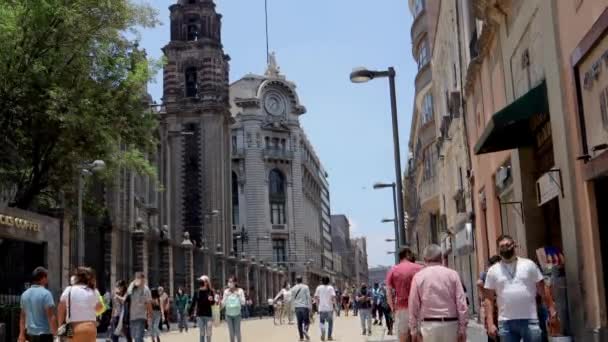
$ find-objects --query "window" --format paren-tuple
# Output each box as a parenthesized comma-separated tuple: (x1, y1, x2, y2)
(414, 0, 425, 16)
(422, 94, 433, 124)
(187, 18, 199, 41)
(232, 172, 240, 225)
(272, 239, 287, 263)
(269, 169, 286, 224)
(423, 148, 435, 181)
(430, 213, 439, 244)
(232, 136, 237, 151)
(417, 41, 429, 69)
(185, 67, 197, 97)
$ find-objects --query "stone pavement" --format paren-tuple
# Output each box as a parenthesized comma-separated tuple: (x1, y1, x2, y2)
(104, 315, 488, 342)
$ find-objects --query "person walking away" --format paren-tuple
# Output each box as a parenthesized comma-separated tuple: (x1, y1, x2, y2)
(371, 283, 383, 326)
(386, 247, 423, 342)
(356, 284, 373, 336)
(273, 283, 292, 324)
(158, 287, 170, 332)
(57, 267, 104, 342)
(314, 276, 335, 341)
(408, 244, 468, 342)
(126, 272, 152, 342)
(175, 287, 190, 333)
(379, 283, 394, 336)
(352, 286, 359, 317)
(477, 255, 501, 342)
(291, 276, 312, 341)
(484, 235, 557, 342)
(222, 276, 246, 342)
(109, 280, 130, 342)
(190, 275, 216, 342)
(18, 267, 57, 342)
(150, 288, 163, 342)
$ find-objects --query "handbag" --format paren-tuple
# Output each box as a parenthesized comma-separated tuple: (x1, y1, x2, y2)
(57, 287, 74, 337)
(211, 304, 221, 327)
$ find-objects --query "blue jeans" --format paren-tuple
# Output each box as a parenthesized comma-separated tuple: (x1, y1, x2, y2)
(498, 319, 542, 342)
(129, 319, 146, 342)
(295, 307, 310, 339)
(319, 311, 334, 338)
(150, 311, 162, 338)
(197, 316, 213, 342)
(359, 308, 372, 332)
(226, 315, 242, 342)
(177, 309, 188, 332)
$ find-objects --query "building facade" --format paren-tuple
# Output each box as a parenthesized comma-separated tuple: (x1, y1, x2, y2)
(331, 214, 354, 288)
(352, 237, 369, 286)
(229, 55, 332, 293)
(368, 266, 390, 286)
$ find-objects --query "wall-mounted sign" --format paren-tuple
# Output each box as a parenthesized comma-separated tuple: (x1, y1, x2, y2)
(0, 213, 40, 232)
(536, 169, 562, 206)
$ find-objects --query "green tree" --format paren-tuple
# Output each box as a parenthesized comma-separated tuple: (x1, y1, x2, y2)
(0, 0, 161, 209)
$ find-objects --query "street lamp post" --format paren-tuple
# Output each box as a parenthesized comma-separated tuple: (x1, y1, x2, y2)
(351, 67, 407, 247)
(374, 182, 400, 263)
(77, 160, 106, 266)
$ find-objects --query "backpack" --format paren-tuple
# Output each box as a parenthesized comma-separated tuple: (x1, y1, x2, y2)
(225, 292, 242, 317)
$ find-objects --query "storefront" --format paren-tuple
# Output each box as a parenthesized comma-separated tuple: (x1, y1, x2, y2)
(572, 8, 608, 333)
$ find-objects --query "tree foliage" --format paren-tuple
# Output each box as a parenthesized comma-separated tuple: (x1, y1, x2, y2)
(0, 0, 161, 209)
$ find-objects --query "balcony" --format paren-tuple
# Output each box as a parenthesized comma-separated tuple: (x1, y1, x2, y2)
(263, 148, 294, 161)
(410, 9, 427, 58)
(419, 177, 439, 209)
(415, 62, 432, 95)
(232, 147, 245, 159)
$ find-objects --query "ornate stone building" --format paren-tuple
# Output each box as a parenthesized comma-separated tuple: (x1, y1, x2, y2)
(229, 55, 332, 294)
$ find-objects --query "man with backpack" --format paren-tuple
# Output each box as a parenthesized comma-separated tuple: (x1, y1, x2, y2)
(291, 276, 312, 341)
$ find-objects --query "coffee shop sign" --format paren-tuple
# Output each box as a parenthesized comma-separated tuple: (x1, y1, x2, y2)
(583, 48, 608, 90)
(0, 214, 40, 232)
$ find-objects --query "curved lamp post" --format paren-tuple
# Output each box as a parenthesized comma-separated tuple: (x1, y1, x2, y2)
(350, 67, 407, 248)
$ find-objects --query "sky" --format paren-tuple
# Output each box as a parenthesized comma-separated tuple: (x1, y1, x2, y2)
(138, 0, 416, 267)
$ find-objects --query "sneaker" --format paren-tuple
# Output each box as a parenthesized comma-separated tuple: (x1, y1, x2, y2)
(362, 330, 366, 335)
(304, 332, 310, 341)
(368, 330, 372, 336)
(321, 334, 326, 342)
(328, 337, 334, 341)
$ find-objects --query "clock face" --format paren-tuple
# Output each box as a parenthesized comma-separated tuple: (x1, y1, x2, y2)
(264, 92, 286, 116)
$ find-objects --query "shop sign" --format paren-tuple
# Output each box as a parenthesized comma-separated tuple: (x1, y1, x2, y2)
(536, 169, 562, 206)
(0, 213, 41, 232)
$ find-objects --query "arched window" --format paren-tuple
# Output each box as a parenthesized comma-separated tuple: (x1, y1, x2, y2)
(185, 67, 197, 97)
(187, 18, 199, 41)
(232, 172, 239, 225)
(269, 169, 286, 224)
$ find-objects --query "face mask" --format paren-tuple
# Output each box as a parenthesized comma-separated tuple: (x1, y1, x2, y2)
(229, 282, 235, 289)
(134, 279, 143, 287)
(500, 246, 515, 261)
(361, 287, 367, 293)
(178, 290, 183, 295)
(70, 276, 77, 285)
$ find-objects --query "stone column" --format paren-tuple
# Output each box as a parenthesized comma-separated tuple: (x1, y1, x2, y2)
(183, 243, 194, 296)
(132, 229, 146, 274)
(159, 240, 172, 294)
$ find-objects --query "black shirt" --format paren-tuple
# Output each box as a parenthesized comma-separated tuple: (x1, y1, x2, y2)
(189, 288, 215, 317)
(358, 289, 372, 309)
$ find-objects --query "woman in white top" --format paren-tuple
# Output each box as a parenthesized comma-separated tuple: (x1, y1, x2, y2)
(222, 276, 246, 342)
(58, 267, 103, 342)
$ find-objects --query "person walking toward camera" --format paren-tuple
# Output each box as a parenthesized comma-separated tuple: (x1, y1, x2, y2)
(150, 288, 163, 342)
(175, 287, 190, 333)
(357, 283, 373, 336)
(109, 280, 130, 342)
(408, 245, 468, 342)
(222, 276, 246, 342)
(57, 267, 103, 342)
(484, 235, 557, 342)
(158, 287, 171, 332)
(127, 272, 152, 342)
(190, 275, 216, 342)
(291, 276, 312, 341)
(314, 276, 336, 341)
(18, 267, 57, 342)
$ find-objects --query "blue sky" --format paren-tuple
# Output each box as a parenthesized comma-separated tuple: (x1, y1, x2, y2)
(139, 0, 416, 267)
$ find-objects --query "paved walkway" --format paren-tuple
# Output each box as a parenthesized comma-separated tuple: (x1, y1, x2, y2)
(106, 315, 488, 342)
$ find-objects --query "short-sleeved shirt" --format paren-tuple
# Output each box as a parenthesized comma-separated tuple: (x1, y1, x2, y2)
(60, 286, 100, 322)
(484, 257, 544, 321)
(386, 260, 423, 310)
(21, 285, 55, 336)
(129, 286, 152, 321)
(314, 285, 336, 312)
(290, 284, 311, 309)
(357, 289, 372, 309)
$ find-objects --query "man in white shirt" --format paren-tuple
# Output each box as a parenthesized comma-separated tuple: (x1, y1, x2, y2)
(484, 235, 557, 342)
(314, 276, 336, 341)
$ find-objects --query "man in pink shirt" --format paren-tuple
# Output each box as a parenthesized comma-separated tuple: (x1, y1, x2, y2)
(408, 244, 468, 342)
(386, 247, 423, 342)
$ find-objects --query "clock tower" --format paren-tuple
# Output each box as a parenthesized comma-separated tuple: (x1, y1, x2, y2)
(160, 0, 233, 291)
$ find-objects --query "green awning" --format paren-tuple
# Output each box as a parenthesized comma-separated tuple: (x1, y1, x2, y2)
(474, 81, 549, 155)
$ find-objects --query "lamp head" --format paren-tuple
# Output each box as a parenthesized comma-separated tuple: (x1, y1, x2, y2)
(350, 67, 375, 83)
(381, 218, 395, 223)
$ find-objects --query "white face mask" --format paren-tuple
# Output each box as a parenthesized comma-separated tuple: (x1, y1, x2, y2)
(228, 282, 235, 289)
(70, 276, 77, 285)
(134, 279, 143, 287)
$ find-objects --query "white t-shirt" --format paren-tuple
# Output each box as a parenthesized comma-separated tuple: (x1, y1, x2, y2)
(314, 285, 336, 313)
(60, 285, 101, 323)
(484, 257, 544, 321)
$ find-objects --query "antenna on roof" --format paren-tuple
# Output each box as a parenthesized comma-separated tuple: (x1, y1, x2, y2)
(265, 0, 270, 65)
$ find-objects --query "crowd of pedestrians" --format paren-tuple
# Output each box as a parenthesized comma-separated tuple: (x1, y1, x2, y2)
(16, 234, 560, 342)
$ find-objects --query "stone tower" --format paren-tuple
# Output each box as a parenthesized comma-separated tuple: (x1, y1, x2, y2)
(161, 0, 232, 277)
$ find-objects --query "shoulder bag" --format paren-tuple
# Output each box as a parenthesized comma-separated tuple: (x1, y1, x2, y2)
(57, 287, 74, 337)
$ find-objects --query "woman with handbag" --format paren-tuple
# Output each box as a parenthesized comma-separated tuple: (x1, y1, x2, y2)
(57, 267, 103, 342)
(110, 280, 130, 342)
(222, 276, 246, 342)
(189, 275, 216, 342)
